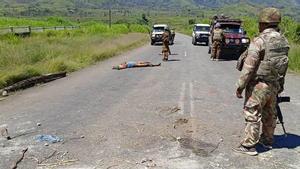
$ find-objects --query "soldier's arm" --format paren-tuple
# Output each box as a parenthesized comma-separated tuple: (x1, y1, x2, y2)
(236, 37, 264, 90)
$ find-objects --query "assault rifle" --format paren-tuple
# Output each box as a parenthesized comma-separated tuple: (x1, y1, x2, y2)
(276, 96, 290, 137)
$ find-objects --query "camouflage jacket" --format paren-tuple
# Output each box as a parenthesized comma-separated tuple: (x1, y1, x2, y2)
(236, 28, 289, 91)
(213, 28, 224, 41)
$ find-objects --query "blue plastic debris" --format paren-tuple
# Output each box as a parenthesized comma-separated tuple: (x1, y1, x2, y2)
(35, 134, 63, 143)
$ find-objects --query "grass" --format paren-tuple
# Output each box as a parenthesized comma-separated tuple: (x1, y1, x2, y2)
(0, 22, 148, 89)
(0, 17, 76, 27)
(289, 44, 300, 73)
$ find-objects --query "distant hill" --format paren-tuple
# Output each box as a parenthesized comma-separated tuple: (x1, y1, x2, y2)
(0, 0, 299, 21)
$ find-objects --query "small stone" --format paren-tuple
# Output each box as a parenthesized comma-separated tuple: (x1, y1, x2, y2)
(80, 135, 85, 138)
(37, 123, 41, 127)
(176, 137, 182, 141)
(44, 143, 49, 146)
(141, 158, 147, 163)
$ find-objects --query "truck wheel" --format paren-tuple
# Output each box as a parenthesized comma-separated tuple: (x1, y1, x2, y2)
(151, 41, 154, 45)
(192, 39, 196, 45)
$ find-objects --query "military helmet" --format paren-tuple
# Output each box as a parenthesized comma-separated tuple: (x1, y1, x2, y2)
(259, 7, 281, 24)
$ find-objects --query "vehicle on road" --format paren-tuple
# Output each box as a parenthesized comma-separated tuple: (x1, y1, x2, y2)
(150, 24, 175, 45)
(209, 18, 250, 60)
(192, 24, 210, 46)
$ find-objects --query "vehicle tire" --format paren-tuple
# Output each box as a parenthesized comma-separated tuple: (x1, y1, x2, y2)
(192, 38, 196, 45)
(151, 41, 154, 45)
(205, 42, 209, 46)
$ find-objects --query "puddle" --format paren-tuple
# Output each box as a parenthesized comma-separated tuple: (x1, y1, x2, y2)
(178, 137, 218, 157)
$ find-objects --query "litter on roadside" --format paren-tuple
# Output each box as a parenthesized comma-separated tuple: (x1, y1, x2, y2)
(35, 134, 63, 143)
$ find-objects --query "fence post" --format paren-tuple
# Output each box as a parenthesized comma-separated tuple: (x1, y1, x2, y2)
(54, 26, 56, 30)
(28, 26, 31, 33)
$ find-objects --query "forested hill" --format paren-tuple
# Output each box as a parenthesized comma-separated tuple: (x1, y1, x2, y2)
(0, 0, 299, 20)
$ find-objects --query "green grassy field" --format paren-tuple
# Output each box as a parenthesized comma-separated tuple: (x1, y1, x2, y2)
(0, 21, 149, 88)
(0, 17, 76, 27)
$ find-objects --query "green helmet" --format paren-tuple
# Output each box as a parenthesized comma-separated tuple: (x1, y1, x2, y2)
(259, 7, 281, 24)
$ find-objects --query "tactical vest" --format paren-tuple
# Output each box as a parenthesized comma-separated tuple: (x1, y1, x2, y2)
(213, 29, 223, 41)
(256, 30, 289, 84)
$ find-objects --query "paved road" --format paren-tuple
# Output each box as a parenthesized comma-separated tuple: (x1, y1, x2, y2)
(1, 33, 300, 169)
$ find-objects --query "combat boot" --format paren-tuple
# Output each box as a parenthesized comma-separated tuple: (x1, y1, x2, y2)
(232, 145, 258, 156)
(258, 136, 273, 150)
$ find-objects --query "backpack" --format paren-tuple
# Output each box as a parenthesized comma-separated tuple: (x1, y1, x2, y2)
(256, 31, 289, 84)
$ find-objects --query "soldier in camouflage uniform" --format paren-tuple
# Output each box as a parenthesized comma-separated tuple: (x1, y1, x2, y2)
(233, 8, 289, 156)
(211, 23, 224, 61)
(162, 29, 171, 61)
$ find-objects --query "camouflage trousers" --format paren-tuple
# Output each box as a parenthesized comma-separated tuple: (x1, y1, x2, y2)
(162, 41, 171, 54)
(241, 81, 278, 147)
(211, 40, 221, 59)
(162, 46, 169, 60)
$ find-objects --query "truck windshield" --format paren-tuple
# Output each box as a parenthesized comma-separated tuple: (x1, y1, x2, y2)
(194, 26, 210, 32)
(153, 27, 165, 32)
(221, 25, 242, 33)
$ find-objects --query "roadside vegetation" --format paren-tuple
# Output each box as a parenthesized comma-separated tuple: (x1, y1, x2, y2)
(0, 17, 149, 89)
(0, 17, 76, 27)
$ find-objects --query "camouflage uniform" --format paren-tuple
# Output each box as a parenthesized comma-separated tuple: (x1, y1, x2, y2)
(211, 28, 224, 60)
(162, 46, 169, 61)
(237, 28, 289, 148)
(162, 30, 171, 54)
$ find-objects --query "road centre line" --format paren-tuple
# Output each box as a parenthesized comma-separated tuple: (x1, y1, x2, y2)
(189, 82, 195, 117)
(178, 82, 186, 115)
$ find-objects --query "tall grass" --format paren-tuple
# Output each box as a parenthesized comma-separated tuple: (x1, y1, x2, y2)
(0, 22, 149, 88)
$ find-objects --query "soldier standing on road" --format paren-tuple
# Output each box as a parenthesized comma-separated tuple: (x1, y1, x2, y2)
(211, 23, 224, 61)
(162, 28, 171, 61)
(233, 7, 289, 156)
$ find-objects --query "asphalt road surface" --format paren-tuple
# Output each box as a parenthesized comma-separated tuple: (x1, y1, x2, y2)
(1, 33, 300, 169)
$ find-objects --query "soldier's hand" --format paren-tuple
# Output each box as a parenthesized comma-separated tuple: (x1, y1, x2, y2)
(236, 88, 243, 99)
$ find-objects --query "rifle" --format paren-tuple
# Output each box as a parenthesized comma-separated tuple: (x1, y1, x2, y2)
(276, 96, 290, 137)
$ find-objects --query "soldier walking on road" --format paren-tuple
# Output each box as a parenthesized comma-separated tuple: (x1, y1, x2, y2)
(162, 28, 171, 61)
(211, 23, 224, 61)
(233, 7, 289, 156)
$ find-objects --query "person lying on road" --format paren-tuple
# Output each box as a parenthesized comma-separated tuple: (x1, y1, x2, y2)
(112, 61, 161, 70)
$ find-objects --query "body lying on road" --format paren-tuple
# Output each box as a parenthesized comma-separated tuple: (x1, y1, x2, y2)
(112, 61, 161, 70)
